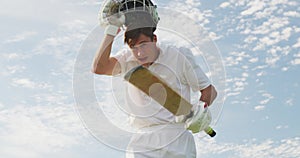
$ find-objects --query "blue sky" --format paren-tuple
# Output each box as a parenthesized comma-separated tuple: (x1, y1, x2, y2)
(0, 0, 299, 158)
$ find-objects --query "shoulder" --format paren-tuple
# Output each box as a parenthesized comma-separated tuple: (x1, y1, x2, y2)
(115, 48, 131, 57)
(114, 48, 133, 61)
(158, 43, 177, 52)
(159, 43, 193, 56)
(158, 43, 183, 58)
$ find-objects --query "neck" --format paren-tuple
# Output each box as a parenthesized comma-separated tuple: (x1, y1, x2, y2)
(142, 62, 153, 68)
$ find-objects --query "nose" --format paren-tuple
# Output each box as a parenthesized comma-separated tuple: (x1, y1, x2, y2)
(136, 49, 145, 57)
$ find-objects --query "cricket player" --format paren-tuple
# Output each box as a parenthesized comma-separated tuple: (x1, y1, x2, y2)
(92, 0, 217, 157)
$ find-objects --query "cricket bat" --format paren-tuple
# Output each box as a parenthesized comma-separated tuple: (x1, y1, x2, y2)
(124, 65, 216, 137)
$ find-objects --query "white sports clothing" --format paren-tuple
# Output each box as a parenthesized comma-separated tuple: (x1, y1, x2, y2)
(126, 124, 196, 158)
(114, 43, 211, 158)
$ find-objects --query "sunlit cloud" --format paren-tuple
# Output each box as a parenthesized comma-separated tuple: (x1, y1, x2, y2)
(254, 105, 265, 111)
(276, 125, 289, 130)
(291, 52, 300, 65)
(284, 98, 293, 106)
(1, 53, 23, 60)
(219, 2, 230, 8)
(292, 38, 300, 48)
(6, 65, 26, 74)
(3, 31, 37, 44)
(241, 0, 265, 16)
(0, 104, 89, 157)
(11, 78, 52, 89)
(196, 137, 300, 158)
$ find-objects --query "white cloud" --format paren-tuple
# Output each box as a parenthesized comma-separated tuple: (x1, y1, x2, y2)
(285, 98, 293, 106)
(209, 31, 223, 40)
(249, 57, 259, 63)
(291, 58, 300, 65)
(0, 65, 26, 76)
(233, 0, 297, 56)
(6, 65, 26, 74)
(256, 71, 265, 77)
(33, 20, 89, 58)
(0, 0, 97, 25)
(293, 38, 300, 48)
(196, 137, 300, 158)
(244, 35, 258, 43)
(281, 27, 292, 40)
(276, 125, 289, 130)
(72, 0, 101, 6)
(0, 146, 39, 158)
(284, 11, 300, 17)
(281, 67, 289, 71)
(0, 105, 89, 157)
(291, 52, 300, 65)
(167, 0, 213, 28)
(270, 0, 296, 6)
(293, 52, 300, 57)
(254, 105, 265, 111)
(254, 5, 277, 19)
(242, 72, 249, 77)
(225, 75, 248, 97)
(265, 55, 280, 66)
(3, 31, 37, 44)
(185, 0, 201, 7)
(1, 53, 23, 60)
(252, 17, 289, 35)
(252, 92, 274, 111)
(32, 93, 69, 105)
(225, 51, 251, 66)
(220, 2, 230, 8)
(241, 0, 265, 16)
(11, 78, 52, 89)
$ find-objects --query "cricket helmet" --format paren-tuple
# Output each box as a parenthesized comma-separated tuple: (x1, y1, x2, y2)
(99, 0, 160, 31)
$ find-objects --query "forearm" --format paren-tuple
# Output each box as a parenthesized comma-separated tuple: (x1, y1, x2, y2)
(92, 34, 115, 74)
(200, 85, 217, 106)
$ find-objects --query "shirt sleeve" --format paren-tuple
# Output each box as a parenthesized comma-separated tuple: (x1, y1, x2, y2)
(179, 47, 211, 91)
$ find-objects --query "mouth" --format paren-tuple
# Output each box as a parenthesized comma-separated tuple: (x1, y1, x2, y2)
(138, 57, 148, 62)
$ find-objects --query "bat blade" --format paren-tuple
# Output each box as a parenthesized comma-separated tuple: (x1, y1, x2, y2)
(124, 65, 216, 137)
(124, 65, 191, 115)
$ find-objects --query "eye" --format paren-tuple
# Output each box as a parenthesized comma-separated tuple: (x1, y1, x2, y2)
(140, 43, 147, 48)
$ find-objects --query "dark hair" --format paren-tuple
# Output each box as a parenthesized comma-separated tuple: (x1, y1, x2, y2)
(124, 27, 155, 45)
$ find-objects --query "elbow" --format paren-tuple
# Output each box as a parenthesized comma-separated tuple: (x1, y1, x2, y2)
(200, 85, 218, 106)
(211, 85, 217, 100)
(91, 68, 107, 75)
(91, 64, 113, 75)
(91, 64, 105, 75)
(209, 85, 217, 104)
(91, 67, 100, 74)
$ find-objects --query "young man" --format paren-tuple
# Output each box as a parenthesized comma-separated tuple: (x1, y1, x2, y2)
(93, 0, 217, 157)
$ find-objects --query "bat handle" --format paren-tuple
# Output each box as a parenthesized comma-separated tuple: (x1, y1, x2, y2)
(202, 103, 216, 137)
(204, 126, 216, 137)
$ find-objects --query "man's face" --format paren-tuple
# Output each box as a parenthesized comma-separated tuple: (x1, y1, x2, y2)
(129, 34, 159, 66)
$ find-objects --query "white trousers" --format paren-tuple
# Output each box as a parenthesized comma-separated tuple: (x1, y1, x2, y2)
(126, 123, 196, 158)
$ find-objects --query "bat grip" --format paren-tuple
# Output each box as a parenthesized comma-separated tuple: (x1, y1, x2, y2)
(204, 126, 216, 137)
(203, 106, 216, 137)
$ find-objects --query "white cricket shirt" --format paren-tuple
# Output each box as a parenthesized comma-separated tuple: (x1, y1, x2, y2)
(114, 43, 211, 128)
